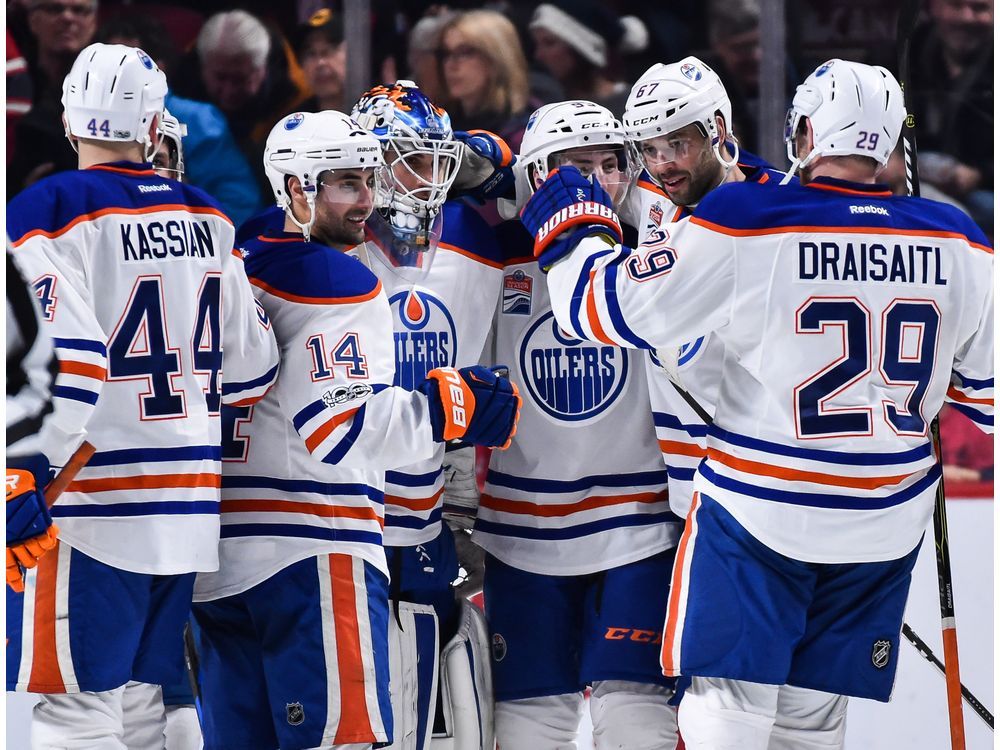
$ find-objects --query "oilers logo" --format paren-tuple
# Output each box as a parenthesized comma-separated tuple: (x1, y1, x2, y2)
(284, 112, 305, 130)
(136, 49, 154, 69)
(519, 311, 628, 423)
(680, 62, 702, 81)
(389, 289, 457, 390)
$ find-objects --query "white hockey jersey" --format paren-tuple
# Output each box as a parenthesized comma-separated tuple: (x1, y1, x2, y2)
(546, 176, 993, 564)
(7, 161, 279, 575)
(351, 202, 503, 547)
(194, 228, 442, 601)
(625, 162, 784, 517)
(473, 221, 678, 577)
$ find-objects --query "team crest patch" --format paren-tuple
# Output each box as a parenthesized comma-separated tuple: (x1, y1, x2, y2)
(136, 49, 154, 69)
(502, 270, 532, 315)
(649, 202, 664, 227)
(871, 639, 891, 669)
(680, 62, 702, 81)
(284, 112, 305, 130)
(286, 702, 305, 725)
(492, 633, 507, 662)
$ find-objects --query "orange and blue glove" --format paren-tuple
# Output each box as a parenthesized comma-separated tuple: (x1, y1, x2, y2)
(419, 366, 521, 449)
(520, 165, 623, 269)
(451, 129, 517, 204)
(7, 455, 59, 593)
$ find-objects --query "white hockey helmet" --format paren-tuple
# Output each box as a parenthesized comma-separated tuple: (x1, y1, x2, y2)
(500, 100, 634, 218)
(263, 110, 384, 241)
(154, 108, 187, 180)
(623, 56, 737, 170)
(784, 59, 905, 176)
(62, 43, 168, 158)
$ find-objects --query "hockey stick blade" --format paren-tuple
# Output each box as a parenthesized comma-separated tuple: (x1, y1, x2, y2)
(901, 624, 993, 730)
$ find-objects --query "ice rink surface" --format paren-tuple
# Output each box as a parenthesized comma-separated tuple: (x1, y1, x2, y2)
(6, 499, 993, 749)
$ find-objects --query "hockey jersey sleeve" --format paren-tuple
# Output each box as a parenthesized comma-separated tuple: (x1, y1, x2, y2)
(946, 272, 994, 433)
(545, 217, 737, 352)
(251, 258, 439, 471)
(8, 225, 107, 468)
(220, 247, 279, 406)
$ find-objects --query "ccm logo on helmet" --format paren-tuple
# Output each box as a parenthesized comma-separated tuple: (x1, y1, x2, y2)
(535, 202, 620, 245)
(630, 115, 658, 126)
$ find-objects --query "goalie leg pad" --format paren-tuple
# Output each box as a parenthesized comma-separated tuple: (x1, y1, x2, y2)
(431, 599, 495, 750)
(386, 601, 440, 750)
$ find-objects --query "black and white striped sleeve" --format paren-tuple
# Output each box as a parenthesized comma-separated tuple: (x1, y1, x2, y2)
(6, 250, 59, 456)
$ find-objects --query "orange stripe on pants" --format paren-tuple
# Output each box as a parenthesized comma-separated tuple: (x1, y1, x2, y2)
(28, 542, 65, 692)
(329, 555, 375, 743)
(661, 493, 701, 677)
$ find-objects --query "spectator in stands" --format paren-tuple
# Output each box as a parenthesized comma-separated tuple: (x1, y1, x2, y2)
(527, 0, 648, 117)
(7, 30, 33, 162)
(295, 8, 347, 114)
(174, 9, 309, 199)
(8, 0, 96, 194)
(436, 10, 532, 153)
(940, 405, 994, 484)
(704, 0, 762, 152)
(100, 14, 264, 226)
(910, 0, 993, 232)
(406, 9, 454, 102)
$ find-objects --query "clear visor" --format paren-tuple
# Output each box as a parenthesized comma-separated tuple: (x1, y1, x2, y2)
(317, 167, 383, 206)
(379, 137, 462, 218)
(547, 145, 636, 205)
(634, 132, 702, 169)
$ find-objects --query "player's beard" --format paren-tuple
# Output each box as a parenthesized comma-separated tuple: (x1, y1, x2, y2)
(659, 146, 725, 207)
(312, 206, 370, 248)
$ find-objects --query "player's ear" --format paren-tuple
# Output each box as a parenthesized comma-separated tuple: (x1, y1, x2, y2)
(287, 176, 304, 201)
(148, 114, 160, 147)
(715, 113, 729, 144)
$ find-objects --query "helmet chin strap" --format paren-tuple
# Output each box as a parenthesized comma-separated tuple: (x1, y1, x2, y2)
(286, 193, 317, 242)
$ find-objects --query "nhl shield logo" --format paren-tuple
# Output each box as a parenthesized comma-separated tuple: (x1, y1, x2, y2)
(286, 702, 305, 725)
(871, 639, 891, 669)
(492, 633, 507, 662)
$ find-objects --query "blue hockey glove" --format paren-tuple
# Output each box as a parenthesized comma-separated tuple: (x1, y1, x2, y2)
(520, 166, 623, 269)
(6, 454, 54, 546)
(450, 129, 517, 204)
(419, 366, 521, 448)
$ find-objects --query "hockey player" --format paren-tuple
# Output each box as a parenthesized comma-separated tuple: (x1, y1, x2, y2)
(191, 109, 520, 750)
(482, 100, 682, 750)
(6, 42, 280, 749)
(619, 56, 790, 518)
(350, 81, 504, 749)
(523, 59, 993, 749)
(152, 108, 186, 181)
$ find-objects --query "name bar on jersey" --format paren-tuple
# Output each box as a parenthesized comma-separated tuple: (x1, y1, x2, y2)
(121, 219, 217, 262)
(798, 241, 947, 285)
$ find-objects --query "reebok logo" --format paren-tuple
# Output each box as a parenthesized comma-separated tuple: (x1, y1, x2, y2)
(849, 204, 889, 216)
(138, 183, 173, 193)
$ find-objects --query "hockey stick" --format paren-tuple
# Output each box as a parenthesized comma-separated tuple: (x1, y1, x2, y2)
(44, 440, 96, 508)
(902, 624, 993, 729)
(896, 2, 969, 747)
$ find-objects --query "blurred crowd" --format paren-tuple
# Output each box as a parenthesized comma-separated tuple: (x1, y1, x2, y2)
(5, 0, 994, 478)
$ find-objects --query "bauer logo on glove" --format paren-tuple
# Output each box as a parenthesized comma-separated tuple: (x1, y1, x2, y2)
(419, 365, 521, 448)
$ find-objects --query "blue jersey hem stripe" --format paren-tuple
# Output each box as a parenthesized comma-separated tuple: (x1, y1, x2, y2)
(88, 446, 222, 466)
(53, 337, 107, 354)
(384, 508, 442, 529)
(474, 510, 676, 540)
(710, 426, 934, 465)
(485, 469, 669, 493)
(222, 474, 383, 502)
(699, 463, 941, 510)
(654, 412, 709, 436)
(948, 401, 993, 427)
(51, 500, 220, 517)
(220, 524, 383, 545)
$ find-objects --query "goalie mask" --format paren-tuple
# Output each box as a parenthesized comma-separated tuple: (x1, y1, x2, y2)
(501, 100, 637, 219)
(351, 81, 462, 276)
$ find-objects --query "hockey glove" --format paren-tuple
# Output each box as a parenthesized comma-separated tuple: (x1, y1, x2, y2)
(419, 366, 521, 449)
(7, 454, 55, 546)
(520, 166, 623, 269)
(450, 129, 517, 204)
